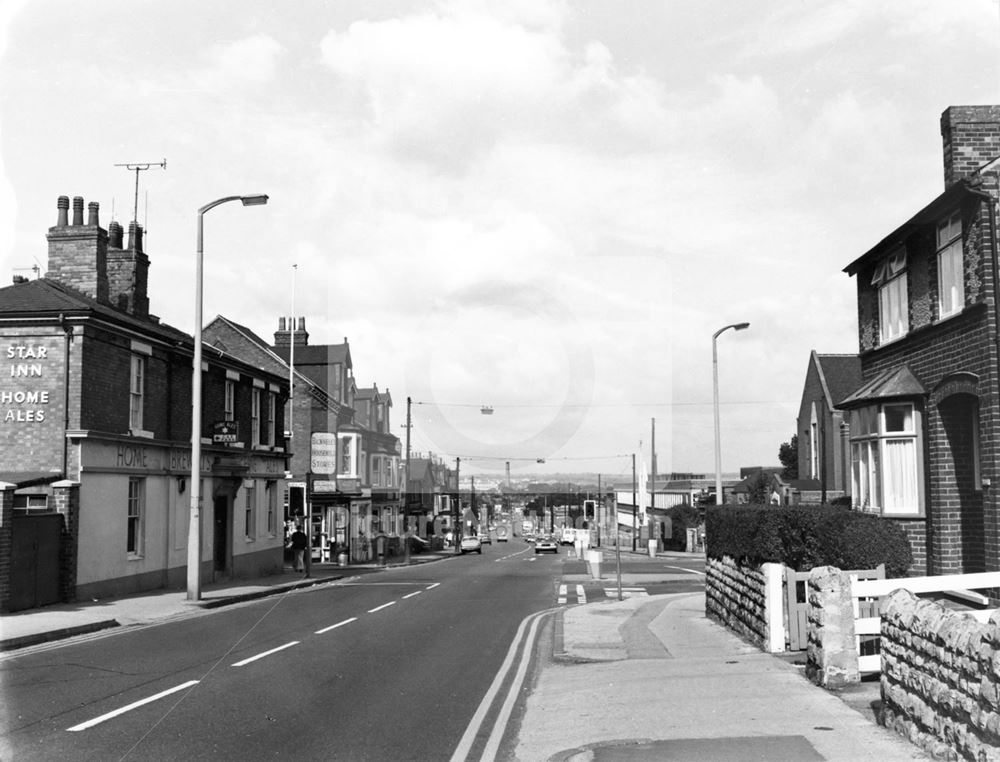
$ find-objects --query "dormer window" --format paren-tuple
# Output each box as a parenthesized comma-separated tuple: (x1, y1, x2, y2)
(937, 212, 963, 319)
(872, 249, 907, 344)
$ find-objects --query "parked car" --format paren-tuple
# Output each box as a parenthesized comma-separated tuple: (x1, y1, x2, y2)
(534, 535, 558, 554)
(478, 533, 492, 545)
(460, 535, 483, 554)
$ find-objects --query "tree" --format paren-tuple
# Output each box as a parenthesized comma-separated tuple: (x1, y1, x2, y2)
(779, 434, 798, 479)
(747, 470, 771, 504)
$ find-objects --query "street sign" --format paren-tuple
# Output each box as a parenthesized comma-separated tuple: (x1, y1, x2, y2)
(212, 421, 238, 443)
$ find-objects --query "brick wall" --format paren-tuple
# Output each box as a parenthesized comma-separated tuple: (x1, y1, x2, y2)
(53, 480, 79, 602)
(0, 328, 69, 472)
(881, 588, 1000, 760)
(941, 105, 1000, 187)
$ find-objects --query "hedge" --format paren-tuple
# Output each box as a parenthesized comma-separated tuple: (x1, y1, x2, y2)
(705, 504, 912, 577)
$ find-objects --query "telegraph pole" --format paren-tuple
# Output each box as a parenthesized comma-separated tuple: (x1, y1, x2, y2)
(631, 453, 637, 552)
(404, 396, 412, 564)
(453, 457, 461, 554)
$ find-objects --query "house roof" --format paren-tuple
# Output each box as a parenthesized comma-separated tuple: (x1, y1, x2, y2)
(843, 180, 989, 275)
(0, 471, 63, 488)
(813, 353, 863, 408)
(0, 278, 189, 345)
(838, 365, 926, 409)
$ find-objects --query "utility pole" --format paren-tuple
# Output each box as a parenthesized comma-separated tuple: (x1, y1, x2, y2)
(631, 453, 637, 552)
(453, 457, 461, 554)
(651, 417, 657, 548)
(404, 396, 412, 564)
(597, 473, 602, 547)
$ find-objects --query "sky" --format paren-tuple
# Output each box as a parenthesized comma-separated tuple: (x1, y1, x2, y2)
(1, 1, 998, 482)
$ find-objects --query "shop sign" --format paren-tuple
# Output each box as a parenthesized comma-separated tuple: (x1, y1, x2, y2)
(313, 480, 337, 493)
(310, 432, 337, 473)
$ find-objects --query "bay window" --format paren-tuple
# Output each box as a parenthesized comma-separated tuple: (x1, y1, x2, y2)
(337, 432, 360, 478)
(850, 402, 922, 516)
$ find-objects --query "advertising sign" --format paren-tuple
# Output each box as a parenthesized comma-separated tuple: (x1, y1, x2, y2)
(311, 432, 337, 473)
(212, 421, 238, 443)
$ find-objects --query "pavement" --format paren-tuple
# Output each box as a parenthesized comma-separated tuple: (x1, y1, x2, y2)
(0, 546, 929, 761)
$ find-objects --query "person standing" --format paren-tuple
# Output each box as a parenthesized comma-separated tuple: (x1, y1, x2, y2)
(289, 523, 308, 573)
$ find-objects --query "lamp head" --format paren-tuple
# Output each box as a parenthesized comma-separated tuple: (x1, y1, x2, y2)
(240, 194, 269, 206)
(734, 322, 750, 331)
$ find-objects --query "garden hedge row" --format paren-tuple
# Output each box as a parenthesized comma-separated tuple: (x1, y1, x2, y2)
(705, 504, 912, 577)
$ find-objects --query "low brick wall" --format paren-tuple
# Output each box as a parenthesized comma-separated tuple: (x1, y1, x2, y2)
(705, 556, 768, 646)
(881, 588, 1000, 760)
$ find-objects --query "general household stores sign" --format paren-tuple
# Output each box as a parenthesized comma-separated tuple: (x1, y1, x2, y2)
(311, 432, 337, 473)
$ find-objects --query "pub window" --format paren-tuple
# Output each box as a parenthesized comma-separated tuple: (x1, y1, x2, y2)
(129, 354, 145, 430)
(225, 380, 236, 422)
(245, 484, 256, 539)
(251, 388, 261, 446)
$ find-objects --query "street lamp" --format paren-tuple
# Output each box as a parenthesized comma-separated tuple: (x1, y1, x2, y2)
(713, 322, 750, 506)
(188, 194, 269, 601)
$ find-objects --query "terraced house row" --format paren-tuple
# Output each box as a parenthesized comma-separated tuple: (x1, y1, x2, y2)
(0, 193, 416, 612)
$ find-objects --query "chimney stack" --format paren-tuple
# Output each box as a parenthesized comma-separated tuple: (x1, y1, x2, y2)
(107, 219, 150, 317)
(274, 316, 309, 347)
(941, 105, 1000, 189)
(46, 194, 109, 302)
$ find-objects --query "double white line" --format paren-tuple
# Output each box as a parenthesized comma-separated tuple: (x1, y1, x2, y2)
(448, 609, 551, 762)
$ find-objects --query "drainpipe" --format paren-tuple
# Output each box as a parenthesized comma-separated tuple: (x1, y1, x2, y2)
(59, 313, 72, 478)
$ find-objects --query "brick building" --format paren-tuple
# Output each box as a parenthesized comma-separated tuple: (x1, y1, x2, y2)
(839, 105, 1000, 575)
(0, 195, 289, 611)
(795, 351, 863, 499)
(203, 316, 405, 564)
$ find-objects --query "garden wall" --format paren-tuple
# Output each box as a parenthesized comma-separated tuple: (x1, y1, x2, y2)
(881, 588, 1000, 760)
(705, 555, 770, 647)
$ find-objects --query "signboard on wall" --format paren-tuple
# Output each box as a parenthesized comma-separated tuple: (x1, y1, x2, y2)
(310, 432, 337, 473)
(212, 421, 238, 443)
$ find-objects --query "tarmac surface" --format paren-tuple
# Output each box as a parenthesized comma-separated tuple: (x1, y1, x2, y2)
(0, 547, 929, 761)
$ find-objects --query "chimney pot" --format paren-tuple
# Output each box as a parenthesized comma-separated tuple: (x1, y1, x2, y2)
(56, 196, 69, 227)
(109, 221, 124, 248)
(278, 317, 286, 331)
(72, 197, 84, 226)
(87, 201, 99, 227)
(126, 222, 144, 253)
(298, 317, 306, 331)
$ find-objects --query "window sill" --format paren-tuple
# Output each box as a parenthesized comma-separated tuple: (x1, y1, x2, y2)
(130, 429, 154, 439)
(127, 553, 144, 561)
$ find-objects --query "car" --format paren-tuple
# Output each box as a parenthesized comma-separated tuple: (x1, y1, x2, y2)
(523, 532, 536, 543)
(460, 535, 482, 554)
(534, 535, 558, 554)
(478, 533, 492, 545)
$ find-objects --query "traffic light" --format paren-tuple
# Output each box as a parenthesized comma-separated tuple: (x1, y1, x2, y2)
(583, 499, 596, 520)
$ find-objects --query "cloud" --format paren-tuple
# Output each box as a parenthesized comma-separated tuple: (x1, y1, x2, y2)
(200, 34, 285, 90)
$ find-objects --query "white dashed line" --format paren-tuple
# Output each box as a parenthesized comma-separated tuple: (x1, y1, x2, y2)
(557, 584, 568, 604)
(67, 680, 200, 731)
(368, 601, 396, 613)
(402, 591, 422, 599)
(576, 584, 586, 604)
(315, 617, 357, 634)
(426, 583, 441, 590)
(232, 641, 300, 667)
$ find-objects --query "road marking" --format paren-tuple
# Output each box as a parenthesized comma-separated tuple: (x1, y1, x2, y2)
(449, 610, 549, 762)
(662, 564, 706, 576)
(476, 612, 547, 762)
(231, 641, 300, 667)
(557, 584, 568, 604)
(576, 584, 586, 604)
(402, 591, 422, 599)
(426, 582, 441, 590)
(315, 617, 357, 634)
(604, 587, 648, 598)
(368, 601, 396, 613)
(67, 680, 200, 731)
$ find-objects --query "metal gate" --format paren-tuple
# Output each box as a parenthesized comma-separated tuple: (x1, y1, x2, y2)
(10, 513, 62, 611)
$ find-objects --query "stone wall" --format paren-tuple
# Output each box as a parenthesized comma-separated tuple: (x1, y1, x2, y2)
(805, 566, 859, 688)
(881, 588, 1000, 760)
(705, 556, 768, 647)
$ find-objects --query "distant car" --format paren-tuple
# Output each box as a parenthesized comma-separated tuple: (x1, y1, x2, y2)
(460, 535, 483, 554)
(523, 532, 536, 543)
(534, 535, 558, 554)
(496, 527, 509, 542)
(478, 533, 492, 545)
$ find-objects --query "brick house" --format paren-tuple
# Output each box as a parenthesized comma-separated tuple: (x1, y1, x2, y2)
(203, 316, 404, 563)
(0, 195, 289, 611)
(839, 105, 1000, 576)
(796, 351, 863, 499)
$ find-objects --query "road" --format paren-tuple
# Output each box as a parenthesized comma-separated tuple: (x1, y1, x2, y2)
(0, 542, 705, 761)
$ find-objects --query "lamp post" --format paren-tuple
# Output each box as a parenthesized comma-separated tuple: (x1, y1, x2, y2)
(187, 194, 269, 601)
(713, 322, 750, 507)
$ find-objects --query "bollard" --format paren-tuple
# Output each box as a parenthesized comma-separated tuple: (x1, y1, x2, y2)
(647, 539, 657, 558)
(587, 549, 602, 579)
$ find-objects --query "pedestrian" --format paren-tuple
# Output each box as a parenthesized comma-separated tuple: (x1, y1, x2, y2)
(289, 523, 308, 572)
